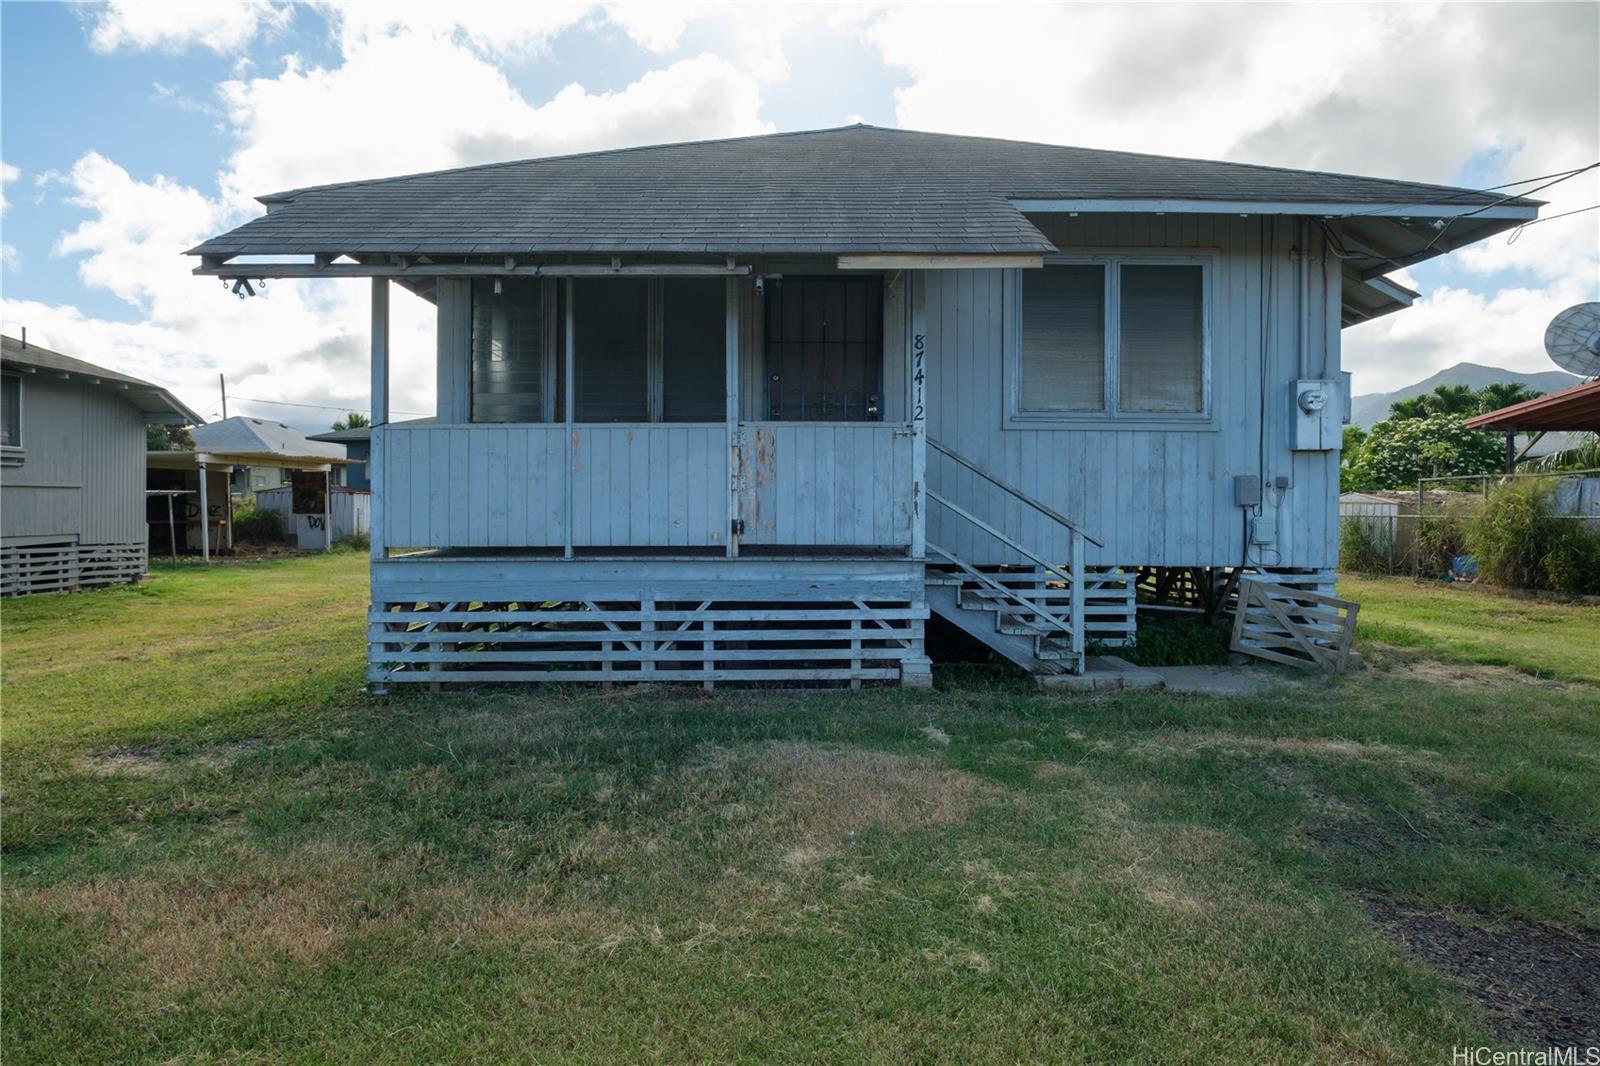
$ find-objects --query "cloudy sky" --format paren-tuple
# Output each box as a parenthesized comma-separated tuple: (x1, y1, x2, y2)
(2, 1, 1596, 430)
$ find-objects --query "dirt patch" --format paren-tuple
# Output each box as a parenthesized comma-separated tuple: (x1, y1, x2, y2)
(1398, 658, 1569, 691)
(74, 749, 169, 778)
(1154, 732, 1412, 762)
(1364, 895, 1600, 1047)
(17, 840, 604, 998)
(750, 742, 998, 843)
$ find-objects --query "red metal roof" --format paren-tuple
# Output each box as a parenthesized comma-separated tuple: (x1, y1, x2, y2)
(1464, 379, 1600, 432)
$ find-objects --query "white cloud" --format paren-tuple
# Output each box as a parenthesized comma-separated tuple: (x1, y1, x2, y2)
(1342, 278, 1597, 394)
(0, 161, 17, 215)
(88, 1, 292, 54)
(12, 8, 771, 429)
(862, 2, 1599, 392)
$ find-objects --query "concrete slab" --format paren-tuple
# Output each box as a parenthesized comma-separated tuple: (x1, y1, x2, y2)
(1145, 665, 1274, 696)
(1038, 655, 1167, 693)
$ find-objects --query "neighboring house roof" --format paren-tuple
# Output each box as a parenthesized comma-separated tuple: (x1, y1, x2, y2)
(189, 125, 1538, 262)
(1464, 379, 1600, 433)
(189, 416, 348, 465)
(308, 425, 372, 444)
(307, 417, 434, 444)
(1, 334, 204, 424)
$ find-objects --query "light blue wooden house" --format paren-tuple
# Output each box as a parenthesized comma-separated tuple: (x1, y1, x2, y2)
(189, 126, 1539, 687)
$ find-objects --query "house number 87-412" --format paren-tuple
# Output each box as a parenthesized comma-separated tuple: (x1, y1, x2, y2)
(912, 333, 926, 424)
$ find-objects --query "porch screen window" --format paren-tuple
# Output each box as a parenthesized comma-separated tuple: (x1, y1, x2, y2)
(763, 276, 883, 421)
(569, 277, 725, 423)
(662, 278, 726, 422)
(1119, 265, 1204, 413)
(1016, 258, 1208, 421)
(1, 374, 19, 447)
(1020, 265, 1105, 412)
(471, 278, 552, 422)
(573, 278, 650, 422)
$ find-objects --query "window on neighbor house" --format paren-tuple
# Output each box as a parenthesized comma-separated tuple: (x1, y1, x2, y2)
(1, 373, 20, 448)
(1015, 258, 1209, 421)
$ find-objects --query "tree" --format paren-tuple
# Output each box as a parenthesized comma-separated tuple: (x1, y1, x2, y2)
(146, 423, 194, 451)
(1389, 383, 1481, 420)
(1338, 424, 1368, 492)
(332, 412, 371, 431)
(1344, 414, 1504, 491)
(1476, 382, 1543, 413)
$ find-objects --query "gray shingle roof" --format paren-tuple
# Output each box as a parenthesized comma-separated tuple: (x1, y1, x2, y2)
(191, 416, 347, 463)
(2, 334, 204, 424)
(191, 125, 1533, 259)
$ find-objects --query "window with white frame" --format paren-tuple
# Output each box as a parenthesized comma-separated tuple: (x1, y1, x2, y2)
(1, 373, 20, 448)
(1014, 256, 1210, 422)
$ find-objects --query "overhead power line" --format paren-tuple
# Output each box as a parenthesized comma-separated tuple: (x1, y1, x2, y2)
(230, 395, 430, 418)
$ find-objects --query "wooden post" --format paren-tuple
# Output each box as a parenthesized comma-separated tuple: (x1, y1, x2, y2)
(324, 468, 332, 551)
(197, 460, 210, 564)
(564, 278, 576, 560)
(725, 275, 741, 559)
(370, 277, 389, 560)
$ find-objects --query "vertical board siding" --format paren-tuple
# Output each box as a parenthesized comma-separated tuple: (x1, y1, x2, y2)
(2, 375, 146, 548)
(740, 423, 914, 547)
(924, 215, 1338, 570)
(383, 423, 568, 548)
(388, 419, 732, 544)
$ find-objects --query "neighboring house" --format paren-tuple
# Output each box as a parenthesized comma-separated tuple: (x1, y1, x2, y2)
(189, 125, 1539, 687)
(2, 334, 202, 595)
(148, 416, 349, 560)
(308, 425, 372, 490)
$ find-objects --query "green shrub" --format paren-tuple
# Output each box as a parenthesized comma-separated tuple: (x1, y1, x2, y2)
(231, 496, 286, 544)
(1339, 515, 1397, 575)
(1101, 617, 1231, 667)
(1463, 479, 1600, 594)
(340, 529, 371, 552)
(1414, 512, 1466, 579)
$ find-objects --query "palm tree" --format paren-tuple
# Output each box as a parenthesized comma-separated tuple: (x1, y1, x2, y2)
(332, 412, 371, 431)
(1476, 382, 1544, 413)
(1425, 384, 1481, 416)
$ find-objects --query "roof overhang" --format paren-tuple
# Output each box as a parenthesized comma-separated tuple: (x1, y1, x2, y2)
(1342, 273, 1418, 327)
(148, 449, 346, 471)
(1463, 380, 1600, 433)
(3, 356, 204, 425)
(1009, 198, 1538, 220)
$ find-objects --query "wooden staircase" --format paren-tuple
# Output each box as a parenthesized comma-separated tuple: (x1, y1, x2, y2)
(923, 439, 1103, 677)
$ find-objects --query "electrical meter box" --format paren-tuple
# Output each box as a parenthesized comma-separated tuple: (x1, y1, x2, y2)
(1291, 379, 1341, 451)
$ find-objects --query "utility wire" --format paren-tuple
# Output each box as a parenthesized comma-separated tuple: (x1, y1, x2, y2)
(230, 394, 430, 417)
(1337, 162, 1599, 220)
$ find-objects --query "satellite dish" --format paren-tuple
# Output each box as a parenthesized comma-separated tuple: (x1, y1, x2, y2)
(1544, 302, 1600, 378)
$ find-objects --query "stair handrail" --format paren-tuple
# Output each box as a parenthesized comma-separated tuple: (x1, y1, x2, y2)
(927, 542, 1074, 637)
(927, 437, 1103, 549)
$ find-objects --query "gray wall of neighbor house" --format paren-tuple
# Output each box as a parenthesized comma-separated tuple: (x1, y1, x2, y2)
(1, 371, 149, 545)
(924, 213, 1342, 571)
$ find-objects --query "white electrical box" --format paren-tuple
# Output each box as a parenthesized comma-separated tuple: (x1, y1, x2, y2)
(1291, 379, 1341, 451)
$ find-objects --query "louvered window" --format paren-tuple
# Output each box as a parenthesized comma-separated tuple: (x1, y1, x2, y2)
(1013, 257, 1209, 423)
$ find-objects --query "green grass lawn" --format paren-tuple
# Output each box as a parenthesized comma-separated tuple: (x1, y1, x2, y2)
(3, 559, 1596, 1062)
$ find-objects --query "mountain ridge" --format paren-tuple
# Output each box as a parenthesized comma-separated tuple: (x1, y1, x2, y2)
(1350, 361, 1582, 428)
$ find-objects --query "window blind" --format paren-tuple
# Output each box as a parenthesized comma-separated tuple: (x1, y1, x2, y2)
(1020, 265, 1105, 412)
(1119, 264, 1203, 414)
(470, 279, 545, 423)
(661, 277, 725, 422)
(573, 277, 649, 422)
